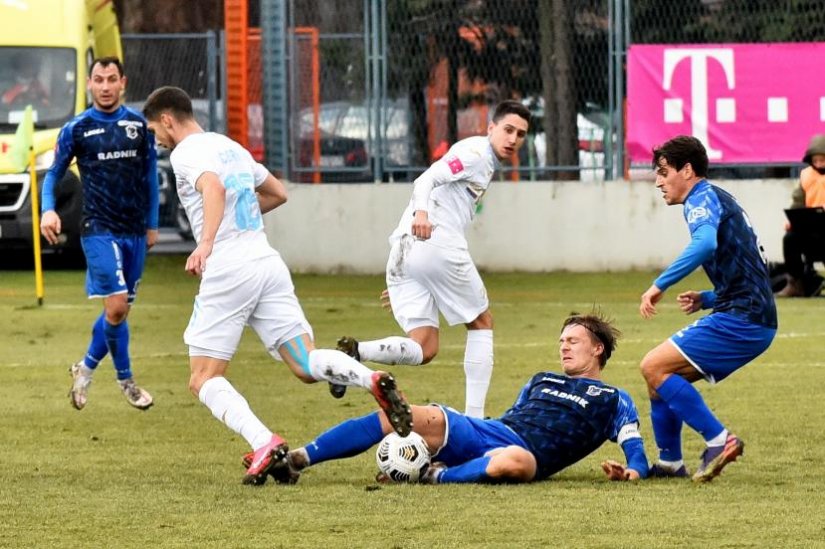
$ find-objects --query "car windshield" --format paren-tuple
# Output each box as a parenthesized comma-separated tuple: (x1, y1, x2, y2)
(0, 47, 76, 131)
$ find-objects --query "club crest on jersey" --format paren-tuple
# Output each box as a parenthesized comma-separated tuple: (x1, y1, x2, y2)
(687, 206, 709, 224)
(586, 385, 615, 396)
(118, 120, 142, 140)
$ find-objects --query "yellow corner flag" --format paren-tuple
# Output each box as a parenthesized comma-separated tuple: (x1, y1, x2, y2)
(11, 106, 45, 305)
(9, 105, 34, 173)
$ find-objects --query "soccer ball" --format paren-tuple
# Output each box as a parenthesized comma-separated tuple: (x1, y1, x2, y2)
(375, 432, 431, 483)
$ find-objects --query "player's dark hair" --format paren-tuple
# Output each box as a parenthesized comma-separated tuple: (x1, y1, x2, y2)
(492, 100, 531, 125)
(562, 311, 621, 368)
(89, 56, 124, 78)
(652, 135, 708, 177)
(142, 86, 195, 121)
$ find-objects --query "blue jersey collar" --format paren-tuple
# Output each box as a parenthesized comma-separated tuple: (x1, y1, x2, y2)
(88, 105, 126, 122)
(684, 178, 709, 202)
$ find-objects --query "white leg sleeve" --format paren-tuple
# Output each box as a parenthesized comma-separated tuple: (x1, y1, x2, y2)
(463, 329, 493, 418)
(307, 349, 374, 389)
(358, 337, 424, 365)
(198, 376, 272, 450)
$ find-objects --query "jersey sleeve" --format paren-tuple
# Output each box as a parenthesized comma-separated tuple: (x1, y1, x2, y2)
(172, 145, 219, 191)
(609, 389, 641, 443)
(653, 223, 717, 291)
(41, 122, 77, 212)
(252, 162, 270, 186)
(685, 186, 722, 234)
(411, 141, 486, 211)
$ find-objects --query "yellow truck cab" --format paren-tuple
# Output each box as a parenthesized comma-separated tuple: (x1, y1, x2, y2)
(0, 0, 121, 258)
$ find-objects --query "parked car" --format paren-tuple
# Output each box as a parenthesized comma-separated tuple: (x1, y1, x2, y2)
(155, 149, 192, 240)
(295, 100, 411, 182)
(521, 97, 608, 182)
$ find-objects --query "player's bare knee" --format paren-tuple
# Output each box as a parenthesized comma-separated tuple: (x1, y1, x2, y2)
(188, 373, 205, 397)
(105, 306, 129, 324)
(487, 450, 535, 482)
(467, 310, 493, 330)
(639, 353, 663, 387)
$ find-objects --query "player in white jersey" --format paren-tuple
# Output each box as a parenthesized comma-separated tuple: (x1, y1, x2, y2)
(142, 86, 412, 485)
(334, 101, 530, 418)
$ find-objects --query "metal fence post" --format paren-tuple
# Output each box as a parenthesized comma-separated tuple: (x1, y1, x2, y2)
(260, 0, 289, 178)
(615, 0, 625, 180)
(369, 0, 385, 183)
(206, 30, 217, 132)
(606, 0, 615, 180)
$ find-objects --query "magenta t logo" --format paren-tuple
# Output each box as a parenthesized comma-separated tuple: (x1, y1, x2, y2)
(663, 49, 734, 160)
(627, 43, 825, 164)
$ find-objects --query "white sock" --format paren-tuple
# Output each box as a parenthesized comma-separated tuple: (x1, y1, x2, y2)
(464, 329, 493, 418)
(307, 349, 373, 389)
(198, 376, 272, 450)
(359, 337, 424, 365)
(706, 429, 728, 447)
(657, 459, 685, 470)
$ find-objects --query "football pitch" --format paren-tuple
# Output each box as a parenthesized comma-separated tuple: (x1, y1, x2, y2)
(1, 256, 823, 548)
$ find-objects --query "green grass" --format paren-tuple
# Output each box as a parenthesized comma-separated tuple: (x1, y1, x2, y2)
(1, 256, 824, 548)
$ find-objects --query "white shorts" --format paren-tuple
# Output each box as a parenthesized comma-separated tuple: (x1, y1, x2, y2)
(184, 253, 312, 360)
(385, 234, 488, 332)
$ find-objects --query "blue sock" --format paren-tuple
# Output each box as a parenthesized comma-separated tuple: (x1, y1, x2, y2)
(305, 413, 384, 465)
(103, 320, 132, 381)
(82, 313, 108, 370)
(439, 455, 492, 483)
(650, 398, 683, 461)
(655, 375, 725, 442)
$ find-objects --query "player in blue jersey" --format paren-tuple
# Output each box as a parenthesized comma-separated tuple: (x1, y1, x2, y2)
(639, 135, 777, 482)
(40, 57, 159, 411)
(260, 312, 649, 485)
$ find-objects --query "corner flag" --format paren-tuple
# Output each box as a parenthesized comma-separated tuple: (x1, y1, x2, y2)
(9, 105, 34, 173)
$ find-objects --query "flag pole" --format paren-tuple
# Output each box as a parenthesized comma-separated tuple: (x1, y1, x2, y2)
(28, 142, 44, 306)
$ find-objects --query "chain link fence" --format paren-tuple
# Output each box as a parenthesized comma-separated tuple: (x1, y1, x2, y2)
(127, 2, 825, 183)
(121, 32, 222, 131)
(270, 0, 825, 183)
(121, 33, 222, 234)
(280, 0, 613, 182)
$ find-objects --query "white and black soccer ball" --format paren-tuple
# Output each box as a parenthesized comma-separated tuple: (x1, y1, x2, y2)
(375, 432, 431, 483)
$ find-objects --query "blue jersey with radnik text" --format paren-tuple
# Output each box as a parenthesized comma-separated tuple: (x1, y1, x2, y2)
(46, 106, 156, 235)
(499, 371, 640, 481)
(683, 180, 777, 328)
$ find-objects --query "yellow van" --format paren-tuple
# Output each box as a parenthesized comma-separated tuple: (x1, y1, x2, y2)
(0, 0, 121, 258)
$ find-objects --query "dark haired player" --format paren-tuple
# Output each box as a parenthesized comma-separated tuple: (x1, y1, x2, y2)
(333, 100, 531, 419)
(639, 135, 777, 482)
(40, 57, 158, 410)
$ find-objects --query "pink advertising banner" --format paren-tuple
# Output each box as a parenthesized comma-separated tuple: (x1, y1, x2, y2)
(627, 43, 825, 165)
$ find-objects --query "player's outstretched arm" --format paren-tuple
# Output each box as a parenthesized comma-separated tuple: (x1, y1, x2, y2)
(639, 284, 663, 319)
(601, 460, 641, 481)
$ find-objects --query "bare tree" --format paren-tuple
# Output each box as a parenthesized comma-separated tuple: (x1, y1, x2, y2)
(539, 0, 578, 180)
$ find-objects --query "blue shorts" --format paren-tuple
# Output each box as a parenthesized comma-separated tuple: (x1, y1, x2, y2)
(81, 234, 147, 303)
(433, 405, 529, 466)
(669, 312, 775, 383)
